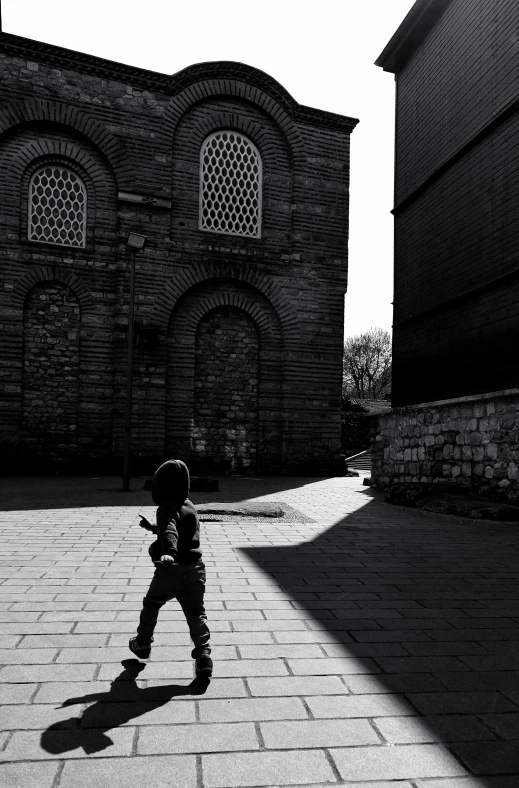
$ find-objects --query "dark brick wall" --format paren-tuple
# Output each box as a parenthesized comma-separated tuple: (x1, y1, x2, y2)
(393, 273, 519, 406)
(389, 0, 519, 406)
(395, 0, 519, 204)
(0, 33, 357, 473)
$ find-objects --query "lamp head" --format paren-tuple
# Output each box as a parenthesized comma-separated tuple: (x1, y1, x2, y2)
(126, 232, 147, 251)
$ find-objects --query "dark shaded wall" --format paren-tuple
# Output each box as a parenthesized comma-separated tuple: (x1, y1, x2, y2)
(341, 400, 371, 457)
(391, 0, 519, 406)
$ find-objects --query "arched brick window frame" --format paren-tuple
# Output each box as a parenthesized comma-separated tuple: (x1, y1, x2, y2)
(18, 147, 104, 253)
(0, 125, 117, 254)
(27, 162, 87, 248)
(199, 130, 262, 238)
(171, 104, 292, 244)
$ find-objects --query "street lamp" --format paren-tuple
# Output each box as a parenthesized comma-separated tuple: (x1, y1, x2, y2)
(122, 232, 147, 492)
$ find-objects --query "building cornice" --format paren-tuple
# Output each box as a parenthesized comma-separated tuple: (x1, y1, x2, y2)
(375, 0, 454, 74)
(0, 32, 358, 133)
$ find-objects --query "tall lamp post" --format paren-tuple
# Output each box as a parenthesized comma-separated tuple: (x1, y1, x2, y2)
(122, 232, 147, 492)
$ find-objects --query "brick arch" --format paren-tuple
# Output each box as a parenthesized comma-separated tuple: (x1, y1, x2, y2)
(166, 280, 284, 472)
(0, 98, 127, 186)
(155, 261, 298, 341)
(2, 129, 116, 203)
(12, 266, 93, 312)
(170, 289, 282, 344)
(166, 79, 305, 167)
(20, 140, 114, 200)
(173, 106, 293, 169)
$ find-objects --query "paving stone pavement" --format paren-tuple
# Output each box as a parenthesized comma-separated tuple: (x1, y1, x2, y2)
(1, 473, 519, 787)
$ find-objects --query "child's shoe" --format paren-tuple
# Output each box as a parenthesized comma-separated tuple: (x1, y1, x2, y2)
(129, 636, 153, 659)
(195, 655, 213, 679)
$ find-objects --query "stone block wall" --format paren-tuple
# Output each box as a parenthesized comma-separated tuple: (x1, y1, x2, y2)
(21, 282, 80, 460)
(371, 391, 519, 501)
(193, 306, 259, 474)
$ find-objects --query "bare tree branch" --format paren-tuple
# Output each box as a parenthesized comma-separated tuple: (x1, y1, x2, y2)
(343, 327, 392, 400)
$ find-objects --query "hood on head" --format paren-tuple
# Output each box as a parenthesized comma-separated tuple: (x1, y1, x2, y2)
(151, 459, 190, 507)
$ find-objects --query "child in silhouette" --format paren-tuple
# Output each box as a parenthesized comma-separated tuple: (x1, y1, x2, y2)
(130, 459, 212, 680)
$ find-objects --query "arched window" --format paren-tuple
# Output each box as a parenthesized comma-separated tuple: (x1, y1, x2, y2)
(28, 165, 87, 248)
(199, 131, 262, 238)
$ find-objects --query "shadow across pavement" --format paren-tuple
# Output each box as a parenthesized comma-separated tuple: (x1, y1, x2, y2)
(242, 496, 519, 784)
(1, 475, 320, 512)
(40, 659, 209, 756)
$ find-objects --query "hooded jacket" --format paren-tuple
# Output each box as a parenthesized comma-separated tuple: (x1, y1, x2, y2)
(148, 459, 202, 564)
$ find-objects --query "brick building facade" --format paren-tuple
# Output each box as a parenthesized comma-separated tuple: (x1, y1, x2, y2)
(372, 0, 519, 498)
(0, 32, 357, 475)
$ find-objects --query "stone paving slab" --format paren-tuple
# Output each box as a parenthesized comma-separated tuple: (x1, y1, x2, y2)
(58, 755, 197, 788)
(330, 743, 467, 780)
(0, 761, 59, 788)
(201, 749, 336, 787)
(1, 474, 519, 786)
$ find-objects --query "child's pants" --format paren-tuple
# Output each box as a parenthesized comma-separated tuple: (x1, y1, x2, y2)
(137, 559, 211, 659)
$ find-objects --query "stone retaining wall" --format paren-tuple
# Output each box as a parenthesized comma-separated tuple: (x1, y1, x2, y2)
(371, 391, 519, 502)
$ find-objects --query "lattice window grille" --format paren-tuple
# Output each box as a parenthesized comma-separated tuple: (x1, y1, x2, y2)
(200, 131, 262, 238)
(28, 166, 87, 248)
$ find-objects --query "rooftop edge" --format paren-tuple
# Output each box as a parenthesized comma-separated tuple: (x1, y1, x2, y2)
(0, 32, 359, 133)
(375, 0, 454, 74)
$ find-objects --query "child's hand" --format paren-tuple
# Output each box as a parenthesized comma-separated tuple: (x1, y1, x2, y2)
(138, 514, 153, 531)
(154, 555, 175, 565)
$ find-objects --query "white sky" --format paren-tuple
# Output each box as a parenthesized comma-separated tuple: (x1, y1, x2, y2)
(2, 0, 416, 339)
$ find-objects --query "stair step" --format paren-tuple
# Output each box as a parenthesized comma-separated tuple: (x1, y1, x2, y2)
(345, 450, 371, 473)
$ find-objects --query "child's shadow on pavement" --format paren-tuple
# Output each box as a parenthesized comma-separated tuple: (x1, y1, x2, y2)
(40, 659, 209, 755)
